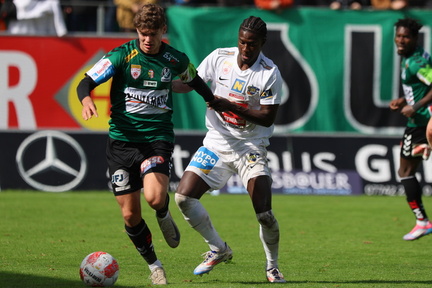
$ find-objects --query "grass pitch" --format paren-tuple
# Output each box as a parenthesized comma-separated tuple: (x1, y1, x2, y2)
(1, 190, 432, 287)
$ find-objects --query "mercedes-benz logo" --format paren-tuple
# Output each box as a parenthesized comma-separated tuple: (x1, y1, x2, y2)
(15, 130, 88, 192)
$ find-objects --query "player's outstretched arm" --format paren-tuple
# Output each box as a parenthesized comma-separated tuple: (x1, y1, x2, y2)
(172, 79, 193, 94)
(77, 76, 99, 120)
(186, 75, 215, 102)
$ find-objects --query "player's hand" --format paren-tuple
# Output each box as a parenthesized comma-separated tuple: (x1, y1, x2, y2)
(401, 105, 416, 118)
(81, 96, 98, 120)
(389, 97, 406, 111)
(207, 96, 231, 112)
(412, 143, 432, 160)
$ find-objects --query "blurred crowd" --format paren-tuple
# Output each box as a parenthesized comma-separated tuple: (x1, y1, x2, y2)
(0, 0, 430, 36)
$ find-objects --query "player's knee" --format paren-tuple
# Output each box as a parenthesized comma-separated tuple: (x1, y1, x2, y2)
(175, 193, 194, 212)
(122, 213, 133, 225)
(256, 210, 277, 228)
(147, 196, 165, 211)
(174, 192, 185, 206)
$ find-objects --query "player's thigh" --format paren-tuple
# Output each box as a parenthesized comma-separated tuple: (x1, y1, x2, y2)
(237, 149, 271, 188)
(177, 171, 211, 199)
(399, 156, 422, 177)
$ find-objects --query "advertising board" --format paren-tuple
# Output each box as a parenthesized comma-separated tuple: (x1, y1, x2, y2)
(3, 131, 431, 196)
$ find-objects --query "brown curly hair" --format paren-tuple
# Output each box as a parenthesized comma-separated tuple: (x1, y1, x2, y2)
(133, 3, 166, 30)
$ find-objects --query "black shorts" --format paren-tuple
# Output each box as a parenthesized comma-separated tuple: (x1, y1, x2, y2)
(400, 126, 428, 159)
(106, 138, 174, 196)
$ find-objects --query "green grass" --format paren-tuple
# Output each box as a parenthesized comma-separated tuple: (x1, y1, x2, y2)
(1, 190, 432, 287)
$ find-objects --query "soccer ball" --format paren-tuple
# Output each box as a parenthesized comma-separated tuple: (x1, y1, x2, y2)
(79, 251, 119, 287)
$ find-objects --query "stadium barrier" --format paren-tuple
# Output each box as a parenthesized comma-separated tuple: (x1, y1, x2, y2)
(2, 130, 432, 195)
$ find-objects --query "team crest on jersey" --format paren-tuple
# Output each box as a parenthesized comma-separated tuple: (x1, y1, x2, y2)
(231, 79, 245, 93)
(161, 67, 171, 82)
(247, 152, 261, 164)
(247, 85, 259, 96)
(148, 69, 154, 79)
(131, 65, 141, 79)
(222, 61, 233, 75)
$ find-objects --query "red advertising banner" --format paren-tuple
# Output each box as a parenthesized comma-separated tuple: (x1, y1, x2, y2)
(1, 35, 134, 131)
(2, 8, 432, 134)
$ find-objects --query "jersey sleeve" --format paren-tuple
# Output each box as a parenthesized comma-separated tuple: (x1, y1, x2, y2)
(409, 56, 432, 87)
(178, 62, 197, 83)
(85, 42, 132, 84)
(417, 63, 432, 86)
(86, 57, 116, 85)
(260, 68, 283, 105)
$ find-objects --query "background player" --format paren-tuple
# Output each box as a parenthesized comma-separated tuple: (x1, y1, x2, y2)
(390, 17, 432, 241)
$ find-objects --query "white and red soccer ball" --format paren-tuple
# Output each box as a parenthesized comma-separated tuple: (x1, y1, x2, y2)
(79, 251, 119, 287)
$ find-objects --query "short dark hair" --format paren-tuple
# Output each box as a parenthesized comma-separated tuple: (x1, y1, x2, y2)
(239, 16, 267, 41)
(134, 3, 166, 30)
(394, 18, 422, 37)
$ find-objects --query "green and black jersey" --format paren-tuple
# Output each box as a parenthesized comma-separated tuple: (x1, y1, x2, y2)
(86, 39, 196, 143)
(400, 46, 432, 127)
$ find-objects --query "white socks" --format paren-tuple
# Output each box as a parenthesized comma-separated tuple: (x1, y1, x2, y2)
(175, 193, 225, 251)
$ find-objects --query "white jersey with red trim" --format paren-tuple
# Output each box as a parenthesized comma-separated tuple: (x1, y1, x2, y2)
(197, 47, 282, 153)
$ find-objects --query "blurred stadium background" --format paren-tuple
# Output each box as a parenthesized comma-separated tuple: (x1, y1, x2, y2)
(1, 3, 432, 195)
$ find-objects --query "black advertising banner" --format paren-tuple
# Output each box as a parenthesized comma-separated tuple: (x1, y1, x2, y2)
(2, 131, 432, 196)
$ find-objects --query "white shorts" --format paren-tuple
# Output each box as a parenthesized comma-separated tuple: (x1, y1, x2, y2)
(185, 145, 271, 191)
